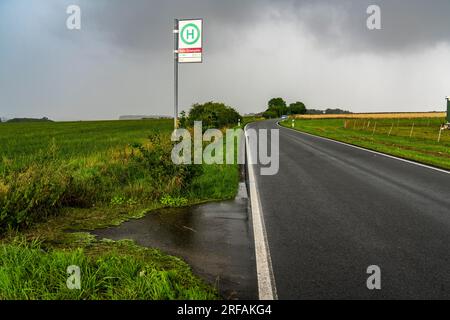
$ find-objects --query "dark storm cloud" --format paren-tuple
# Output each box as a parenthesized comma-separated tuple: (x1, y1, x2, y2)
(74, 0, 265, 54)
(254, 0, 450, 53)
(76, 0, 450, 54)
(1, 0, 450, 120)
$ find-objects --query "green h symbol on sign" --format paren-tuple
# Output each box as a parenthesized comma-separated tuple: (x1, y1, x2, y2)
(181, 23, 200, 45)
(186, 28, 195, 40)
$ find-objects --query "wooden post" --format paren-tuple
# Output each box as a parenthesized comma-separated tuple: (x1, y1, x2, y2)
(388, 123, 394, 136)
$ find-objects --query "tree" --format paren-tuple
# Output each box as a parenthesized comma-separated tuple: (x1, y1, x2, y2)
(263, 97, 288, 118)
(268, 98, 287, 109)
(185, 102, 242, 129)
(262, 110, 278, 119)
(289, 102, 307, 115)
(306, 109, 324, 115)
(325, 108, 351, 114)
(179, 110, 187, 128)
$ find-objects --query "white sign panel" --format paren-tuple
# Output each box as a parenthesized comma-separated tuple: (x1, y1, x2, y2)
(178, 19, 203, 63)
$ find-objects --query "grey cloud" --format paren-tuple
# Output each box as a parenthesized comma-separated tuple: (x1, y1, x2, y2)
(1, 0, 450, 121)
(280, 0, 450, 53)
(72, 0, 450, 54)
(77, 0, 265, 54)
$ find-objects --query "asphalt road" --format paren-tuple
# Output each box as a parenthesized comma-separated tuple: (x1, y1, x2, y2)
(247, 119, 450, 299)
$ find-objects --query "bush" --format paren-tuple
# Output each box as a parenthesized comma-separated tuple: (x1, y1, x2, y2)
(0, 164, 72, 230)
(0, 132, 202, 231)
(289, 102, 307, 115)
(130, 132, 202, 193)
(262, 98, 288, 118)
(182, 102, 242, 129)
(262, 110, 278, 119)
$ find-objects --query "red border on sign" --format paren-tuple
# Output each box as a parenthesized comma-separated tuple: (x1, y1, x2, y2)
(179, 48, 203, 53)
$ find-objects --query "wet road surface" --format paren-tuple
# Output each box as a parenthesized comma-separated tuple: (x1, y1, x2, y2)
(248, 120, 450, 299)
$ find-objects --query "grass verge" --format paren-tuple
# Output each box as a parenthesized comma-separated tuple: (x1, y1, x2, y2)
(0, 119, 240, 300)
(280, 117, 450, 170)
(0, 238, 217, 300)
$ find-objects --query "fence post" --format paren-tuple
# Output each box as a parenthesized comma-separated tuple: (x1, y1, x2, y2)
(409, 123, 415, 138)
(438, 127, 443, 143)
(388, 123, 394, 136)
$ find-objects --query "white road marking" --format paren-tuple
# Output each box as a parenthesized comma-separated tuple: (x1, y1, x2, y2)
(278, 122, 450, 176)
(245, 124, 278, 300)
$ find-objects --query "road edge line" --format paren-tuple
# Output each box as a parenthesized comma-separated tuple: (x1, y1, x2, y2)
(244, 124, 278, 300)
(277, 121, 450, 175)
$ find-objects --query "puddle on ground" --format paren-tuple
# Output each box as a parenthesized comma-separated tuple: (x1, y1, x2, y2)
(92, 185, 257, 300)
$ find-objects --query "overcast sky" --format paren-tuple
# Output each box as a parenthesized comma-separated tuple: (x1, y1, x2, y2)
(1, 0, 450, 120)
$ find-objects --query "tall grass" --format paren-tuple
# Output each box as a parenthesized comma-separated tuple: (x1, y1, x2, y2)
(0, 119, 238, 231)
(0, 119, 239, 300)
(0, 239, 217, 300)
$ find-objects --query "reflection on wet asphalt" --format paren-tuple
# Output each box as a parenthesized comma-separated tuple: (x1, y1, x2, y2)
(92, 193, 257, 299)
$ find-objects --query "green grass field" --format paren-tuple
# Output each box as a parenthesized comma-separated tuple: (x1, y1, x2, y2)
(280, 117, 450, 170)
(0, 120, 172, 170)
(0, 119, 239, 300)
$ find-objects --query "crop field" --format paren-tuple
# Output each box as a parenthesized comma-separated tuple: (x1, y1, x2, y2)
(281, 116, 450, 170)
(0, 119, 239, 299)
(0, 119, 172, 170)
(293, 112, 446, 120)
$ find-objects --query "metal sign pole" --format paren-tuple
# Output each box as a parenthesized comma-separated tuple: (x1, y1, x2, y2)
(173, 19, 179, 129)
(174, 18, 202, 129)
(446, 96, 450, 124)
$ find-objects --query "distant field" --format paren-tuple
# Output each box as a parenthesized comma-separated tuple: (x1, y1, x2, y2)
(294, 112, 446, 120)
(0, 119, 171, 170)
(281, 116, 450, 170)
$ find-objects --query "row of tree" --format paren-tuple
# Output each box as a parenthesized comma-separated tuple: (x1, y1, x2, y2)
(262, 98, 307, 119)
(261, 97, 351, 118)
(308, 108, 352, 115)
(0, 117, 52, 123)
